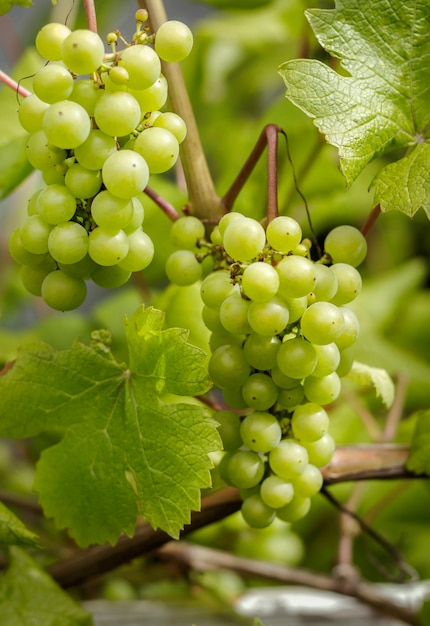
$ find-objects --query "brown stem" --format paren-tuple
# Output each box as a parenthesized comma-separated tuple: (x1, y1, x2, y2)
(0, 69, 31, 97)
(140, 0, 222, 222)
(83, 0, 98, 32)
(143, 185, 182, 221)
(361, 203, 381, 237)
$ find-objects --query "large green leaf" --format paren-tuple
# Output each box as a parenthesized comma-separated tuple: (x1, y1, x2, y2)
(0, 547, 92, 625)
(279, 0, 430, 217)
(0, 306, 219, 546)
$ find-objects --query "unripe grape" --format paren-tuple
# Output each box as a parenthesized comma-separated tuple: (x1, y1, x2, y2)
(243, 334, 281, 371)
(291, 402, 329, 442)
(102, 150, 149, 199)
(94, 91, 141, 137)
(69, 79, 102, 116)
(48, 222, 89, 265)
(223, 217, 266, 261)
(324, 225, 367, 267)
(88, 227, 129, 266)
(303, 372, 341, 405)
(241, 373, 279, 411)
(335, 307, 360, 350)
(74, 130, 117, 170)
(303, 433, 335, 467)
(330, 263, 362, 305)
(154, 111, 187, 144)
(37, 184, 76, 225)
(119, 229, 154, 272)
(41, 270, 87, 311)
(226, 450, 265, 489)
(276, 255, 316, 298)
(200, 270, 237, 310)
(242, 262, 280, 302)
(260, 475, 294, 508)
(26, 130, 67, 170)
(240, 411, 281, 451)
(293, 464, 323, 497)
(91, 265, 131, 289)
(62, 29, 105, 74)
(276, 337, 317, 379)
(155, 20, 194, 63)
(241, 494, 275, 528)
(134, 127, 179, 174)
(219, 294, 251, 335)
(214, 410, 242, 451)
(269, 439, 309, 480)
(18, 95, 49, 133)
(276, 495, 311, 522)
(43, 100, 91, 149)
(312, 263, 338, 301)
(170, 216, 205, 250)
(248, 296, 289, 336)
(65, 163, 102, 199)
(266, 216, 302, 253)
(300, 301, 345, 345)
(20, 215, 52, 254)
(165, 250, 202, 285)
(277, 385, 305, 409)
(91, 191, 134, 230)
(208, 344, 251, 389)
(33, 64, 74, 103)
(118, 44, 161, 90)
(131, 76, 168, 113)
(35, 22, 72, 61)
(218, 211, 244, 236)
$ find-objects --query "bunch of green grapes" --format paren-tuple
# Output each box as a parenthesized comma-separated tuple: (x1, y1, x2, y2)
(166, 214, 367, 527)
(9, 12, 193, 311)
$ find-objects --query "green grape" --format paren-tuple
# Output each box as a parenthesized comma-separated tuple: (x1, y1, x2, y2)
(312, 263, 338, 301)
(337, 346, 355, 377)
(8, 228, 47, 266)
(300, 301, 345, 345)
(170, 215, 205, 250)
(133, 127, 179, 174)
(130, 76, 168, 112)
(209, 330, 245, 352)
(241, 262, 279, 302)
(65, 163, 102, 199)
(208, 344, 251, 389)
(271, 366, 300, 390)
(240, 410, 281, 451)
(118, 44, 161, 90)
(119, 229, 154, 272)
(20, 256, 57, 296)
(241, 494, 275, 529)
(260, 475, 294, 508)
(35, 22, 71, 61)
(25, 130, 67, 171)
(243, 333, 280, 371)
(201, 305, 224, 334)
(277, 385, 305, 409)
(324, 225, 367, 267)
(303, 372, 341, 405)
(269, 439, 309, 480)
(226, 450, 265, 489)
(276, 495, 311, 522)
(293, 464, 323, 498)
(48, 221, 88, 264)
(69, 79, 102, 116)
(330, 263, 362, 305)
(165, 250, 202, 285)
(108, 66, 130, 86)
(37, 184, 76, 225)
(19, 215, 52, 254)
(123, 197, 145, 234)
(32, 64, 74, 104)
(90, 190, 133, 230)
(41, 269, 87, 311)
(94, 91, 141, 137)
(102, 150, 149, 199)
(303, 432, 335, 467)
(283, 296, 307, 323)
(218, 451, 236, 485)
(200, 270, 238, 310)
(223, 217, 266, 262)
(291, 402, 329, 442)
(88, 227, 129, 266)
(91, 264, 131, 288)
(222, 386, 248, 410)
(266, 216, 302, 253)
(218, 212, 244, 236)
(154, 111, 187, 143)
(42, 163, 67, 186)
(241, 373, 279, 411)
(214, 409, 243, 451)
(276, 337, 317, 379)
(62, 29, 105, 74)
(43, 100, 91, 149)
(276, 255, 316, 298)
(312, 342, 341, 377)
(219, 294, 251, 334)
(74, 130, 117, 170)
(335, 307, 360, 349)
(18, 95, 49, 133)
(58, 254, 98, 279)
(248, 296, 289, 336)
(154, 20, 194, 63)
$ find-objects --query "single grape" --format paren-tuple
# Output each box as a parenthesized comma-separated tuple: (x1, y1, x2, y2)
(291, 402, 329, 442)
(32, 64, 74, 104)
(337, 346, 355, 377)
(208, 344, 251, 389)
(240, 410, 281, 451)
(65, 163, 102, 199)
(43, 100, 91, 149)
(248, 296, 289, 336)
(276, 337, 317, 379)
(19, 215, 52, 254)
(69, 79, 102, 116)
(312, 263, 339, 301)
(154, 111, 187, 144)
(303, 372, 341, 405)
(312, 342, 341, 377)
(91, 264, 131, 288)
(214, 410, 242, 451)
(20, 256, 57, 296)
(41, 269, 87, 311)
(276, 255, 316, 298)
(108, 66, 130, 86)
(130, 76, 168, 112)
(118, 44, 161, 90)
(102, 150, 149, 199)
(330, 263, 362, 305)
(133, 127, 179, 174)
(200, 270, 238, 309)
(269, 439, 309, 480)
(303, 433, 335, 467)
(241, 494, 275, 529)
(8, 228, 47, 266)
(324, 225, 367, 267)
(119, 229, 154, 272)
(48, 221, 89, 264)
(243, 334, 281, 371)
(209, 330, 245, 352)
(276, 495, 311, 522)
(123, 197, 145, 234)
(226, 450, 265, 489)
(90, 190, 133, 230)
(241, 262, 280, 302)
(35, 22, 72, 61)
(201, 306, 223, 334)
(293, 464, 323, 498)
(18, 95, 50, 133)
(62, 29, 105, 74)
(74, 130, 117, 171)
(260, 475, 294, 508)
(154, 20, 194, 63)
(219, 294, 251, 335)
(277, 385, 305, 409)
(25, 130, 67, 171)
(94, 91, 141, 137)
(300, 301, 345, 345)
(218, 212, 244, 236)
(241, 374, 279, 411)
(271, 366, 301, 390)
(335, 307, 360, 349)
(88, 227, 129, 266)
(266, 216, 302, 253)
(283, 296, 308, 323)
(165, 249, 202, 285)
(170, 216, 205, 250)
(37, 184, 76, 225)
(223, 217, 266, 262)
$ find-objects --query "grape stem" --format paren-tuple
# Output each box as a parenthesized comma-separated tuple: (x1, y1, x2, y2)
(143, 185, 182, 221)
(139, 0, 223, 223)
(0, 69, 31, 97)
(361, 203, 381, 236)
(83, 0, 98, 32)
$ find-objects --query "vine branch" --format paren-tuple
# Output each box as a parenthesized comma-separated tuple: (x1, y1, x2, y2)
(0, 70, 31, 97)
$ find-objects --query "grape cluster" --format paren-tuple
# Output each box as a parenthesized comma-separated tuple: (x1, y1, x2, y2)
(9, 13, 193, 310)
(167, 215, 367, 527)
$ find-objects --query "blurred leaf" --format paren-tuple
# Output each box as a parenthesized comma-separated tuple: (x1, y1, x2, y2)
(0, 0, 32, 15)
(192, 0, 271, 7)
(0, 135, 33, 200)
(347, 361, 395, 408)
(0, 501, 38, 547)
(407, 410, 430, 475)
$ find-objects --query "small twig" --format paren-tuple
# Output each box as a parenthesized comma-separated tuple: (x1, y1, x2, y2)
(83, 0, 98, 32)
(143, 185, 182, 221)
(0, 69, 31, 97)
(381, 372, 409, 443)
(361, 203, 381, 237)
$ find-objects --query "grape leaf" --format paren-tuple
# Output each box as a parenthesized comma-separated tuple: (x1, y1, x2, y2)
(0, 306, 219, 546)
(0, 501, 38, 547)
(347, 361, 395, 408)
(278, 0, 430, 217)
(0, 547, 92, 625)
(407, 410, 430, 475)
(0, 0, 32, 15)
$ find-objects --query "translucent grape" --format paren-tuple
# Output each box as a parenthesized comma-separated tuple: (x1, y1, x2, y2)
(276, 255, 316, 298)
(303, 433, 335, 467)
(88, 227, 129, 266)
(277, 385, 305, 409)
(91, 264, 131, 288)
(62, 29, 105, 74)
(119, 229, 154, 272)
(218, 212, 244, 236)
(155, 20, 194, 63)
(303, 372, 341, 405)
(118, 44, 161, 90)
(293, 464, 323, 498)
(165, 250, 202, 285)
(241, 494, 275, 528)
(133, 127, 179, 174)
(65, 163, 102, 199)
(102, 150, 149, 199)
(240, 411, 281, 451)
(18, 95, 50, 133)
(276, 495, 311, 522)
(330, 263, 362, 305)
(154, 111, 187, 144)
(291, 402, 329, 442)
(312, 342, 341, 377)
(214, 410, 242, 451)
(241, 374, 279, 411)
(90, 190, 133, 230)
(20, 215, 52, 254)
(219, 294, 251, 334)
(69, 79, 102, 116)
(324, 225, 367, 267)
(170, 215, 205, 250)
(43, 100, 91, 149)
(208, 344, 251, 389)
(300, 301, 345, 345)
(8, 228, 47, 266)
(58, 254, 97, 279)
(269, 439, 309, 480)
(41, 270, 86, 311)
(283, 296, 308, 323)
(201, 306, 223, 334)
(335, 307, 360, 350)
(226, 450, 265, 489)
(48, 221, 89, 264)
(26, 130, 67, 170)
(74, 130, 117, 171)
(33, 64, 74, 104)
(312, 263, 338, 301)
(130, 76, 168, 112)
(241, 262, 280, 302)
(35, 22, 71, 61)
(200, 270, 237, 309)
(94, 91, 141, 137)
(37, 184, 76, 225)
(248, 296, 289, 336)
(266, 216, 302, 253)
(123, 198, 145, 234)
(260, 475, 294, 508)
(276, 337, 317, 379)
(243, 334, 281, 371)
(223, 217, 266, 262)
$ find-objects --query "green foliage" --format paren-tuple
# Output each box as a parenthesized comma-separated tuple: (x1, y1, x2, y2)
(0, 547, 93, 625)
(0, 501, 38, 547)
(279, 0, 430, 217)
(407, 410, 430, 475)
(0, 0, 32, 15)
(0, 306, 219, 546)
(346, 361, 394, 409)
